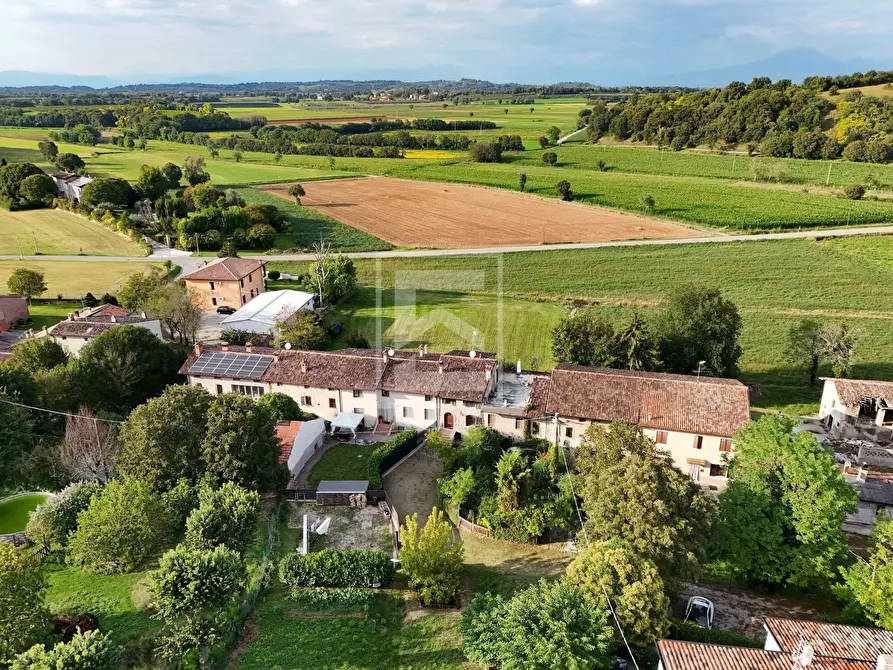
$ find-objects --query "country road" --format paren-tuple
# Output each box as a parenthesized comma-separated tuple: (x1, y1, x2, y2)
(2, 225, 893, 270)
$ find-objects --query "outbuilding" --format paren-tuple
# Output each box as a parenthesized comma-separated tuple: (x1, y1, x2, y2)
(220, 289, 316, 334)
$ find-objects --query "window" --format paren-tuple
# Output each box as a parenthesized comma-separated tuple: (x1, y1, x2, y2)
(301, 396, 312, 406)
(353, 408, 364, 415)
(329, 398, 337, 409)
(425, 395, 433, 402)
(241, 295, 246, 305)
(240, 278, 244, 288)
(443, 398, 454, 405)
(710, 463, 728, 478)
(655, 431, 668, 444)
(719, 438, 732, 452)
(487, 414, 495, 427)
(208, 282, 215, 291)
(353, 389, 362, 398)
(565, 426, 573, 439)
(211, 297, 217, 306)
(693, 435, 703, 450)
(531, 422, 540, 435)
(688, 463, 701, 482)
(466, 415, 478, 427)
(424, 409, 435, 421)
(232, 385, 264, 398)
(381, 390, 390, 397)
(248, 273, 253, 283)
(215, 384, 223, 395)
(402, 407, 413, 419)
(463, 401, 480, 409)
(515, 418, 522, 430)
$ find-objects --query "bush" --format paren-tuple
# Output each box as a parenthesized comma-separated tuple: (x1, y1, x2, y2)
(267, 269, 281, 280)
(542, 151, 558, 165)
(843, 184, 866, 200)
(278, 549, 394, 588)
(669, 619, 762, 648)
(556, 180, 573, 201)
(185, 482, 260, 554)
(81, 178, 136, 209)
(469, 142, 502, 163)
(26, 481, 101, 552)
(290, 587, 375, 611)
(367, 430, 419, 487)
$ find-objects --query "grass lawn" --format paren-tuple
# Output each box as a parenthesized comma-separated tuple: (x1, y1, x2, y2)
(306, 443, 378, 488)
(0, 261, 164, 299)
(0, 208, 144, 256)
(26, 300, 81, 329)
(0, 493, 50, 533)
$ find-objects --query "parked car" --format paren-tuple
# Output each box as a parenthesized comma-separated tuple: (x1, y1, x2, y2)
(684, 596, 714, 629)
(216, 305, 236, 315)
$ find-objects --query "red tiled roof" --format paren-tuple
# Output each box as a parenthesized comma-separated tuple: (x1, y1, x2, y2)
(823, 377, 893, 408)
(182, 257, 266, 282)
(531, 365, 750, 437)
(267, 349, 384, 390)
(274, 421, 302, 464)
(656, 640, 873, 670)
(765, 617, 893, 662)
(83, 304, 132, 318)
(49, 321, 118, 338)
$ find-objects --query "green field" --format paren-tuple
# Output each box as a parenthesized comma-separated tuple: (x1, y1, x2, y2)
(0, 493, 50, 533)
(0, 208, 144, 256)
(271, 234, 893, 415)
(0, 260, 164, 298)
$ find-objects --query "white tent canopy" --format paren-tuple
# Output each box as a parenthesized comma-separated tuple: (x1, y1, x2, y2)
(330, 412, 365, 436)
(286, 418, 326, 474)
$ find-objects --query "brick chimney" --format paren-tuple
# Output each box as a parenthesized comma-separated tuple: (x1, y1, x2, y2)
(795, 643, 815, 668)
(301, 360, 307, 374)
(878, 655, 893, 670)
(221, 344, 229, 352)
(438, 360, 444, 375)
(110, 315, 116, 323)
(194, 343, 203, 356)
(245, 342, 253, 353)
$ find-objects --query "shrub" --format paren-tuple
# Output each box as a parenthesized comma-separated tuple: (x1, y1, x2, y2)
(25, 481, 101, 551)
(399, 509, 463, 605)
(843, 184, 866, 200)
(278, 549, 394, 588)
(542, 151, 558, 165)
(290, 587, 375, 611)
(469, 142, 502, 163)
(267, 269, 281, 280)
(556, 180, 573, 201)
(81, 178, 136, 209)
(367, 430, 419, 487)
(11, 630, 116, 669)
(669, 619, 762, 648)
(185, 482, 260, 554)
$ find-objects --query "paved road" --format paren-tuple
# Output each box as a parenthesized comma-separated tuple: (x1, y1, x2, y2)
(2, 225, 893, 266)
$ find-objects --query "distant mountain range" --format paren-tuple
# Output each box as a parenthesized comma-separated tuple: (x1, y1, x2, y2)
(0, 48, 886, 92)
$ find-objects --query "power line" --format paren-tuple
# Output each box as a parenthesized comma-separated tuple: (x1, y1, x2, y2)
(555, 415, 641, 670)
(0, 396, 123, 424)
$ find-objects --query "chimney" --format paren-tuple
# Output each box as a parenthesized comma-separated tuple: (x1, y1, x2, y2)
(419, 344, 424, 358)
(796, 643, 815, 668)
(110, 315, 116, 323)
(438, 360, 444, 375)
(423, 344, 428, 355)
(301, 361, 307, 374)
(858, 464, 868, 482)
(194, 343, 203, 356)
(221, 344, 229, 352)
(140, 311, 147, 319)
(383, 350, 390, 364)
(245, 342, 253, 353)
(878, 655, 893, 670)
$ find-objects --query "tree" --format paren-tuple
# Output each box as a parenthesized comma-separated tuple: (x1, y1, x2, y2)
(461, 579, 613, 670)
(68, 477, 169, 573)
(566, 538, 670, 645)
(654, 284, 742, 377)
(0, 544, 49, 666)
(347, 330, 369, 348)
(541, 151, 557, 165)
(207, 144, 219, 159)
(547, 125, 561, 143)
(556, 179, 572, 201)
(161, 162, 182, 188)
(574, 421, 714, 587)
(617, 313, 658, 371)
(842, 520, 893, 629)
(80, 325, 184, 412)
(232, 150, 243, 163)
(247, 223, 277, 249)
(399, 508, 464, 605)
(287, 183, 305, 204)
(538, 136, 550, 149)
(152, 545, 247, 669)
(639, 193, 656, 214)
(274, 151, 282, 164)
(185, 482, 260, 554)
(7, 268, 46, 301)
(275, 310, 326, 350)
(38, 141, 58, 161)
(439, 467, 475, 510)
(518, 172, 527, 192)
(787, 318, 824, 387)
(118, 385, 212, 490)
(54, 153, 85, 172)
(551, 310, 619, 367)
(18, 174, 56, 206)
(135, 164, 170, 201)
(147, 282, 202, 345)
(25, 481, 101, 552)
(713, 415, 857, 587)
(182, 156, 210, 186)
(469, 142, 502, 163)
(117, 268, 168, 311)
(81, 177, 136, 209)
(59, 406, 121, 483)
(201, 393, 280, 489)
(7, 337, 67, 373)
(0, 163, 44, 204)
(494, 450, 532, 513)
(820, 323, 859, 378)
(302, 247, 356, 305)
(255, 392, 305, 421)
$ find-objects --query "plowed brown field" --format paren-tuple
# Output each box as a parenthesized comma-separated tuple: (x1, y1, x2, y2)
(256, 177, 697, 248)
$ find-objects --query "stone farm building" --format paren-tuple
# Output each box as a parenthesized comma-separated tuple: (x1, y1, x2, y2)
(0, 295, 29, 332)
(181, 344, 751, 491)
(41, 303, 163, 356)
(51, 172, 92, 201)
(182, 257, 267, 311)
(820, 377, 893, 444)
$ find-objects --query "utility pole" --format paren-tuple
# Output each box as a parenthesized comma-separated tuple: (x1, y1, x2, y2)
(195, 233, 200, 255)
(32, 231, 39, 255)
(826, 162, 833, 187)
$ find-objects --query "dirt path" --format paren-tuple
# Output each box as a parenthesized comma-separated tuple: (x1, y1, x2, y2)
(382, 446, 443, 526)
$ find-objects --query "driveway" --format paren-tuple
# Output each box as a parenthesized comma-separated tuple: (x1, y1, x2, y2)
(196, 310, 229, 343)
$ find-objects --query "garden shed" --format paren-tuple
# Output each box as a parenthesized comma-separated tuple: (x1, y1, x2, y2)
(317, 480, 369, 506)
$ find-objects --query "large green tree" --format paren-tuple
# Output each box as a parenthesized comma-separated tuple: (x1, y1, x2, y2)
(185, 482, 260, 554)
(54, 153, 85, 173)
(135, 164, 171, 202)
(842, 520, 893, 629)
(81, 177, 136, 209)
(0, 163, 43, 205)
(654, 284, 742, 377)
(551, 311, 619, 368)
(0, 544, 49, 666)
(6, 268, 46, 301)
(117, 268, 168, 311)
(7, 338, 68, 374)
(118, 385, 211, 489)
(574, 420, 714, 587)
(25, 481, 101, 552)
(566, 538, 670, 646)
(18, 174, 57, 206)
(255, 392, 308, 421)
(712, 414, 857, 587)
(461, 579, 613, 670)
(399, 508, 464, 606)
(201, 393, 280, 489)
(274, 311, 326, 350)
(786, 318, 824, 387)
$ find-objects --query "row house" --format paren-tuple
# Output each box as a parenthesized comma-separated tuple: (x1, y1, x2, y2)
(42, 303, 163, 356)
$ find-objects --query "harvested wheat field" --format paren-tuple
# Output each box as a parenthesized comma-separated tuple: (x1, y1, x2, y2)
(257, 177, 696, 248)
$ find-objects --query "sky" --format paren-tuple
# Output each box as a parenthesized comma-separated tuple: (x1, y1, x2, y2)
(1, 0, 891, 85)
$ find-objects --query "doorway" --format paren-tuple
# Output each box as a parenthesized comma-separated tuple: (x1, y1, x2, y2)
(443, 412, 454, 429)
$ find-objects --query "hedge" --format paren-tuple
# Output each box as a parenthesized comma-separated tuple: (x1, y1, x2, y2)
(278, 549, 393, 588)
(366, 430, 419, 488)
(669, 619, 763, 648)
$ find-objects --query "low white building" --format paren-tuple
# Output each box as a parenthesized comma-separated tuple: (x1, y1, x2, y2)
(44, 304, 163, 356)
(819, 377, 893, 443)
(220, 289, 316, 334)
(275, 418, 326, 476)
(51, 172, 92, 201)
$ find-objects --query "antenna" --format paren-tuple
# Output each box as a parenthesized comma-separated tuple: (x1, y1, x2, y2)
(284, 342, 292, 350)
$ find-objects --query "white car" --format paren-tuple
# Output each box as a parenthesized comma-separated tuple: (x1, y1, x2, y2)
(684, 596, 715, 629)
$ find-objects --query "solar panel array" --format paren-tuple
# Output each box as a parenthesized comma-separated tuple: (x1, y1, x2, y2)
(190, 352, 272, 380)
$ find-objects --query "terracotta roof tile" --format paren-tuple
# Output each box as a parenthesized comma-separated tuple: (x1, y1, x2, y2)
(182, 257, 266, 282)
(657, 640, 873, 670)
(765, 617, 893, 662)
(50, 321, 118, 337)
(266, 349, 384, 390)
(540, 365, 750, 437)
(823, 377, 893, 408)
(274, 421, 302, 464)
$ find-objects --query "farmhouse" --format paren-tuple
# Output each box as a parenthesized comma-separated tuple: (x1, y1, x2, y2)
(43, 303, 163, 356)
(0, 294, 29, 332)
(657, 617, 893, 670)
(181, 345, 751, 488)
(820, 377, 893, 444)
(51, 172, 92, 201)
(220, 289, 315, 334)
(181, 257, 267, 311)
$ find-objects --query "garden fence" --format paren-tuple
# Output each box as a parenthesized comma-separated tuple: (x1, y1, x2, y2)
(457, 515, 491, 538)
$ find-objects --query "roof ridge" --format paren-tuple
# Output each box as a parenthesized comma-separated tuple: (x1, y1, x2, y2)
(558, 365, 744, 387)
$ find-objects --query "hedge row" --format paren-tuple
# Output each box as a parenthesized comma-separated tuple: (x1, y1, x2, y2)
(669, 619, 763, 648)
(366, 430, 419, 488)
(278, 549, 393, 588)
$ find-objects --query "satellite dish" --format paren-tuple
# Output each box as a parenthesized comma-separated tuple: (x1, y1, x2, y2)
(469, 350, 477, 358)
(387, 348, 395, 356)
(284, 342, 292, 350)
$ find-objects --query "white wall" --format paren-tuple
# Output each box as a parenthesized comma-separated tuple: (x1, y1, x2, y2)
(287, 418, 326, 474)
(52, 320, 164, 358)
